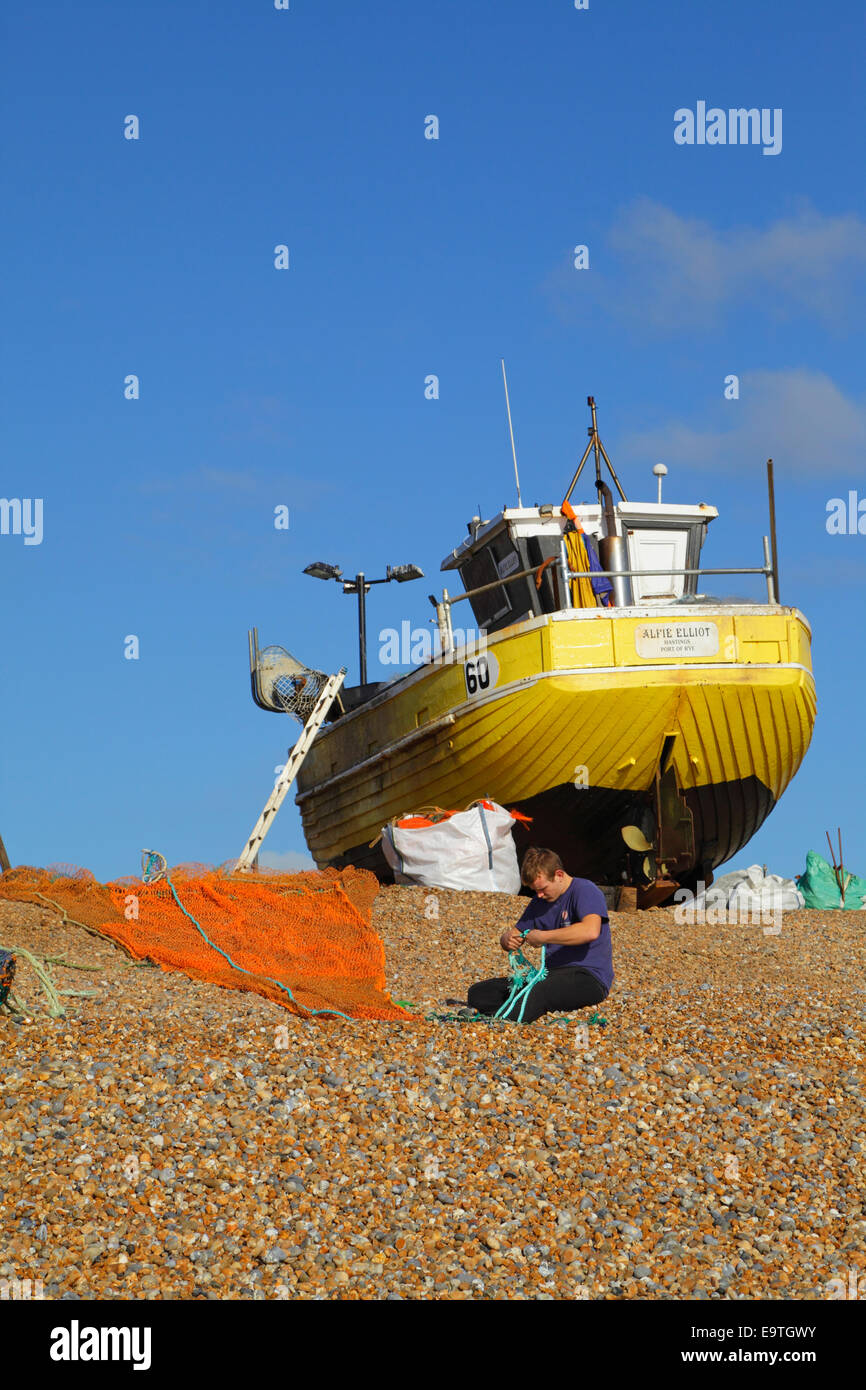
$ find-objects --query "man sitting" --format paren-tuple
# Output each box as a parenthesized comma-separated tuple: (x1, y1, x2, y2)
(466, 847, 614, 1023)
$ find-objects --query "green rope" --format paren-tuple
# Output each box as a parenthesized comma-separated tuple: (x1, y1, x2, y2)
(43, 954, 102, 971)
(492, 932, 549, 1023)
(142, 852, 362, 1025)
(33, 892, 136, 957)
(418, 1005, 608, 1027)
(0, 944, 67, 1018)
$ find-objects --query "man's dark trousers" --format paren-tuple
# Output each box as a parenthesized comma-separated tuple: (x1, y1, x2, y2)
(467, 966, 606, 1023)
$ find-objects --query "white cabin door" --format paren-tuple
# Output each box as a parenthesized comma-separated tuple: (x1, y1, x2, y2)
(627, 528, 689, 601)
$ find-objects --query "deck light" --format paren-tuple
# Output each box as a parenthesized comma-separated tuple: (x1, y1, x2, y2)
(387, 563, 425, 583)
(303, 561, 343, 582)
(303, 559, 423, 685)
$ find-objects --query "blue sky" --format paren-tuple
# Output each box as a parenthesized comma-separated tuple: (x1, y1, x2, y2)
(2, 0, 864, 882)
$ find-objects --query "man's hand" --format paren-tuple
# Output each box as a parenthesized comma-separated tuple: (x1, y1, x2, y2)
(501, 926, 525, 952)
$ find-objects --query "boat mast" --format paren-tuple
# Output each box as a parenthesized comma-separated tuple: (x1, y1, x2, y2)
(500, 359, 523, 507)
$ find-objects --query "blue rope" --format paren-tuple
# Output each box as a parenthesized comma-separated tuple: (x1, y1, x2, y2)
(493, 933, 548, 1023)
(143, 853, 358, 1024)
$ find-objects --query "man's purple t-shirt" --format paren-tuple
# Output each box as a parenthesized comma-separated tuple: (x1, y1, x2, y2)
(516, 878, 614, 994)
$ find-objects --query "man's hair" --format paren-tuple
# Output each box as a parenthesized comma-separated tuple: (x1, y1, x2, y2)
(521, 847, 565, 885)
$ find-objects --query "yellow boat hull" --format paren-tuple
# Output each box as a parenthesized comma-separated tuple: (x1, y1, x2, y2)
(295, 606, 815, 884)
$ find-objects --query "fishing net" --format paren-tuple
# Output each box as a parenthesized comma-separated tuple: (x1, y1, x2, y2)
(0, 862, 408, 1021)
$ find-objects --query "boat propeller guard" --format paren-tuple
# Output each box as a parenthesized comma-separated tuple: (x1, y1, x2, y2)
(621, 755, 696, 907)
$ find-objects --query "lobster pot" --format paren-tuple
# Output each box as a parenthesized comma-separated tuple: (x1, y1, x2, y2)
(381, 801, 521, 893)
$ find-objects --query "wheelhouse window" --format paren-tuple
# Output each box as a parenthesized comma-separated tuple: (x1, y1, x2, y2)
(459, 546, 514, 629)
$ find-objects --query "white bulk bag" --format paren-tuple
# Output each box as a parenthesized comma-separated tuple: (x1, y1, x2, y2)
(695, 864, 804, 914)
(381, 800, 521, 893)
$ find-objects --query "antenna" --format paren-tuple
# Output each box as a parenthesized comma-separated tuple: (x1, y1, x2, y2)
(500, 358, 523, 507)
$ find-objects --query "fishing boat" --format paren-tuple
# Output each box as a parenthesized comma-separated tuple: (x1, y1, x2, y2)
(250, 397, 816, 904)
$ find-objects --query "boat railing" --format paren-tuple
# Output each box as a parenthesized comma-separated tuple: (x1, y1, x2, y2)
(434, 536, 777, 655)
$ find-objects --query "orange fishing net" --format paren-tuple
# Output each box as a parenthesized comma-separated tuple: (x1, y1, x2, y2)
(0, 862, 408, 1021)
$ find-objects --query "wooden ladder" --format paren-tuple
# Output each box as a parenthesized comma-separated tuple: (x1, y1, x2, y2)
(236, 668, 346, 872)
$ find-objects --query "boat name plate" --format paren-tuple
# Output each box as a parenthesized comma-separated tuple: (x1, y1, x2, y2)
(635, 622, 720, 659)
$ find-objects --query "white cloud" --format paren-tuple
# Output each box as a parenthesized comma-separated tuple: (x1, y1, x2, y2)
(217, 392, 295, 448)
(545, 199, 866, 332)
(619, 369, 866, 475)
(198, 467, 259, 491)
(137, 463, 332, 506)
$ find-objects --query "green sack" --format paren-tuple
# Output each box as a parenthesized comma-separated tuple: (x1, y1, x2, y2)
(796, 851, 866, 910)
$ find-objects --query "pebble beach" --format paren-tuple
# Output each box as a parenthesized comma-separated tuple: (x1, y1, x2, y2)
(1, 885, 864, 1301)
